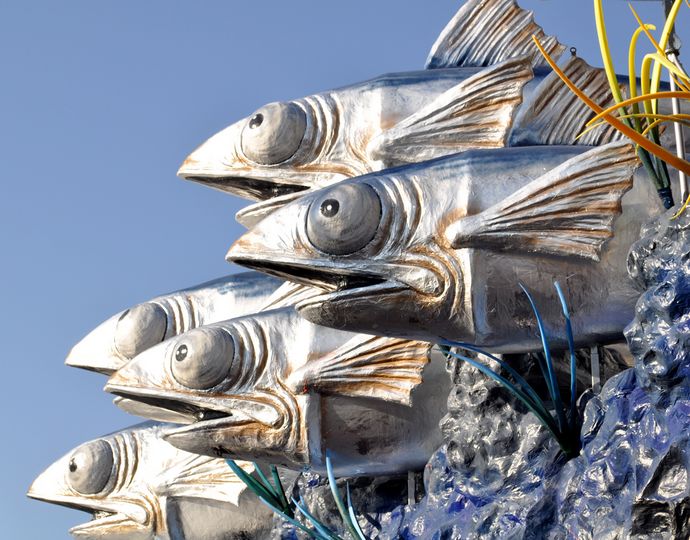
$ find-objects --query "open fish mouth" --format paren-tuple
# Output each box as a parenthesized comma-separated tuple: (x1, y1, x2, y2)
(26, 493, 146, 538)
(68, 511, 140, 538)
(105, 383, 281, 428)
(183, 174, 310, 202)
(228, 253, 439, 307)
(113, 397, 195, 425)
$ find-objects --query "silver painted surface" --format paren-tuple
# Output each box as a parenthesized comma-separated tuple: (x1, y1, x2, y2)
(28, 422, 277, 540)
(66, 272, 281, 375)
(228, 143, 663, 352)
(105, 308, 450, 476)
(177, 0, 639, 231)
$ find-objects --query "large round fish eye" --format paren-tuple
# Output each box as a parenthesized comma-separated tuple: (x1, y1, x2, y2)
(114, 303, 167, 359)
(67, 440, 114, 495)
(241, 102, 307, 165)
(306, 183, 382, 255)
(170, 327, 234, 390)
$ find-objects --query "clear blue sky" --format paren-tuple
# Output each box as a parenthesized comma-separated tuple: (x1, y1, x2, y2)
(2, 1, 688, 537)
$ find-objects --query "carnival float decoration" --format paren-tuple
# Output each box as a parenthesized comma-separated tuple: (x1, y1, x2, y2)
(29, 0, 690, 538)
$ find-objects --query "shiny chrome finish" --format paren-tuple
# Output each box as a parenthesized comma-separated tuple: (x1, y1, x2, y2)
(66, 272, 281, 375)
(228, 143, 664, 353)
(27, 422, 278, 540)
(105, 308, 450, 476)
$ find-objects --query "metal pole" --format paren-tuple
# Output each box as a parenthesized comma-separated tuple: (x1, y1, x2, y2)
(590, 346, 601, 393)
(663, 0, 689, 201)
(668, 52, 688, 202)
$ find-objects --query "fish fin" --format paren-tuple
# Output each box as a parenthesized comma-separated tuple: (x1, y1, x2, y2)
(511, 56, 626, 146)
(445, 142, 639, 261)
(369, 58, 533, 164)
(162, 453, 252, 506)
(426, 0, 565, 69)
(287, 336, 432, 406)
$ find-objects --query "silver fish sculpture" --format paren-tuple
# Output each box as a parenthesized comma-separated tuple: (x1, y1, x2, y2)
(66, 271, 281, 375)
(226, 142, 666, 352)
(27, 422, 277, 540)
(104, 308, 450, 476)
(178, 0, 649, 227)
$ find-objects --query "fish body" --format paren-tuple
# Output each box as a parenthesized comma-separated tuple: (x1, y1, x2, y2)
(105, 308, 450, 476)
(27, 422, 276, 540)
(179, 61, 538, 207)
(227, 142, 663, 352)
(66, 272, 281, 375)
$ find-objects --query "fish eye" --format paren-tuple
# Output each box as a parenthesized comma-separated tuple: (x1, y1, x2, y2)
(306, 183, 382, 255)
(249, 113, 263, 129)
(241, 102, 307, 165)
(114, 303, 167, 359)
(67, 440, 114, 495)
(170, 327, 234, 390)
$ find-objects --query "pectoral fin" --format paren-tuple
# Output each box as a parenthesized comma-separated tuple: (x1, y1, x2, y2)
(511, 56, 625, 146)
(445, 142, 639, 261)
(426, 0, 564, 69)
(287, 336, 432, 406)
(163, 454, 251, 506)
(370, 58, 533, 164)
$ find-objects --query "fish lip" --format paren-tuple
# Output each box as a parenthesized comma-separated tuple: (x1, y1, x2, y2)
(113, 396, 195, 425)
(105, 383, 233, 424)
(163, 415, 258, 440)
(68, 512, 137, 537)
(182, 174, 310, 201)
(26, 492, 138, 536)
(105, 383, 275, 427)
(64, 361, 117, 376)
(227, 253, 390, 292)
(161, 417, 268, 458)
(235, 191, 310, 228)
(296, 279, 408, 311)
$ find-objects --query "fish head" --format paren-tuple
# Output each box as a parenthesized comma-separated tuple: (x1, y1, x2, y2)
(66, 273, 282, 375)
(177, 70, 469, 208)
(28, 431, 156, 540)
(105, 311, 312, 467)
(177, 94, 373, 202)
(65, 302, 170, 375)
(227, 168, 468, 341)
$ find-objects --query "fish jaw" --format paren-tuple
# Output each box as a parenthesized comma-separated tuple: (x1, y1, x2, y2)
(65, 312, 126, 375)
(28, 456, 151, 540)
(112, 397, 194, 425)
(162, 394, 312, 468)
(235, 191, 311, 228)
(227, 237, 447, 338)
(106, 362, 280, 426)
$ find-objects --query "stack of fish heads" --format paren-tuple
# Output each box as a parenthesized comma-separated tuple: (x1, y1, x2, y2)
(179, 0, 636, 229)
(27, 422, 276, 540)
(30, 0, 682, 534)
(181, 0, 667, 351)
(88, 0, 574, 474)
(104, 307, 449, 475)
(64, 271, 284, 423)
